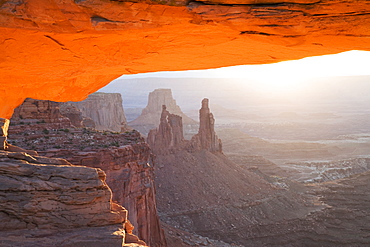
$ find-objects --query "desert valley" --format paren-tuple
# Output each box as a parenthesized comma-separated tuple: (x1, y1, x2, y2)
(2, 77, 370, 246)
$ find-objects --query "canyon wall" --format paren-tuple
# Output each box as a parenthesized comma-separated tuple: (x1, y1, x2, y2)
(71, 92, 128, 132)
(8, 98, 167, 247)
(0, 118, 146, 246)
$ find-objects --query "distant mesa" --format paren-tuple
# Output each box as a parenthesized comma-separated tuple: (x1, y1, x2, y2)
(129, 89, 197, 136)
(11, 93, 130, 133)
(71, 92, 129, 133)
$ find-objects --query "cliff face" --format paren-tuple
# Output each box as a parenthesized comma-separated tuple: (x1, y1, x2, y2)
(41, 143, 167, 247)
(8, 98, 167, 247)
(0, 117, 146, 247)
(71, 92, 128, 132)
(130, 89, 196, 136)
(11, 98, 71, 125)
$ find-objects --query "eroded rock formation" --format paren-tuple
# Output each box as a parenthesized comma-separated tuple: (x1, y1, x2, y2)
(59, 103, 88, 128)
(148, 101, 327, 245)
(147, 105, 185, 154)
(0, 118, 9, 150)
(11, 98, 71, 125)
(148, 98, 221, 154)
(8, 98, 166, 247)
(130, 89, 196, 136)
(190, 98, 222, 153)
(71, 92, 128, 132)
(0, 149, 148, 246)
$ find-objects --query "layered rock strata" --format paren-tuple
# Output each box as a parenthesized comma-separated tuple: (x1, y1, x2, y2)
(0, 149, 147, 247)
(42, 143, 167, 247)
(71, 92, 129, 132)
(59, 102, 92, 128)
(0, 118, 9, 150)
(8, 98, 167, 247)
(130, 89, 196, 136)
(11, 98, 71, 126)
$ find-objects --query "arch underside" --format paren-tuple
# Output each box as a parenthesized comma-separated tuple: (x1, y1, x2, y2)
(1, 0, 370, 118)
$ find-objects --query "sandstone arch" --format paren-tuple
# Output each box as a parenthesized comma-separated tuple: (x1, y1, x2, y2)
(1, 0, 370, 118)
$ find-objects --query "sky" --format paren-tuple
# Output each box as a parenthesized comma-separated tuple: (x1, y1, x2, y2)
(102, 50, 370, 99)
(114, 50, 370, 80)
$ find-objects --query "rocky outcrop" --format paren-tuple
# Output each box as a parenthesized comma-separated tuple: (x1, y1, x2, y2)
(0, 118, 9, 150)
(59, 103, 88, 128)
(0, 149, 147, 246)
(130, 89, 196, 136)
(38, 142, 167, 247)
(190, 98, 222, 153)
(11, 98, 71, 126)
(71, 92, 128, 132)
(8, 98, 167, 247)
(147, 105, 185, 154)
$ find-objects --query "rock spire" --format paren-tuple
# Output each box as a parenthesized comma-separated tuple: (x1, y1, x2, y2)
(147, 105, 184, 154)
(191, 98, 222, 153)
(148, 98, 222, 154)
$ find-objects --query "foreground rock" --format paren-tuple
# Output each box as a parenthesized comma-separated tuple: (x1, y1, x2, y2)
(130, 89, 196, 136)
(9, 98, 167, 247)
(0, 149, 147, 247)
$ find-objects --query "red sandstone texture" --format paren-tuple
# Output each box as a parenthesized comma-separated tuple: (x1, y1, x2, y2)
(1, 0, 370, 118)
(0, 117, 147, 246)
(8, 98, 166, 247)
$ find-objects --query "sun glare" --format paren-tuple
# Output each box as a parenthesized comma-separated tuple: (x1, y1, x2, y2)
(109, 50, 370, 99)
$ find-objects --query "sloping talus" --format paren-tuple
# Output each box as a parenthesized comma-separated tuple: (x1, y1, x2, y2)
(1, 0, 370, 118)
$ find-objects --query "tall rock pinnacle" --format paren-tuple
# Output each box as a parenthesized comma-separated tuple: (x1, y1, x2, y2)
(147, 105, 184, 154)
(192, 98, 222, 153)
(148, 98, 222, 154)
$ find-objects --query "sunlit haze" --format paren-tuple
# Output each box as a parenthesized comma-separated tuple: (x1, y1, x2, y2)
(102, 50, 370, 108)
